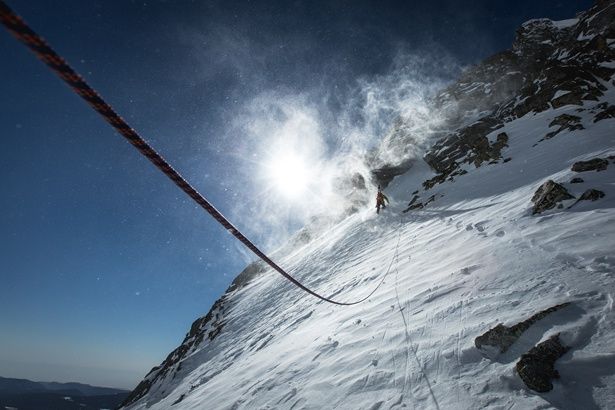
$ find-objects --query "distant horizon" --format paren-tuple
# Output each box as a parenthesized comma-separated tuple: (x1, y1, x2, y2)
(0, 373, 130, 392)
(0, 361, 137, 391)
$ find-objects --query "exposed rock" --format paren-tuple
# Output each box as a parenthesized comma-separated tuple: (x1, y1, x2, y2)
(418, 0, 615, 193)
(475, 303, 570, 354)
(407, 195, 421, 208)
(570, 177, 584, 184)
(568, 188, 606, 209)
(422, 195, 437, 208)
(434, 50, 525, 126)
(404, 203, 423, 212)
(571, 158, 609, 172)
(172, 394, 186, 405)
(121, 262, 266, 408)
(122, 379, 152, 408)
(544, 114, 583, 140)
(579, 188, 605, 201)
(121, 295, 228, 407)
(492, 132, 509, 157)
(531, 180, 574, 214)
(371, 160, 413, 189)
(423, 168, 453, 190)
(516, 334, 569, 393)
(504, 62, 611, 120)
(475, 323, 517, 355)
(422, 124, 508, 190)
(593, 103, 615, 122)
(403, 194, 437, 213)
(227, 261, 267, 293)
(551, 90, 584, 109)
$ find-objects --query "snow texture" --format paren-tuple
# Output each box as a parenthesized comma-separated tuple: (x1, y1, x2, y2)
(552, 18, 579, 30)
(124, 86, 615, 410)
(123, 4, 615, 409)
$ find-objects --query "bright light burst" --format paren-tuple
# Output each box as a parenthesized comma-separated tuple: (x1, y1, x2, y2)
(266, 150, 310, 199)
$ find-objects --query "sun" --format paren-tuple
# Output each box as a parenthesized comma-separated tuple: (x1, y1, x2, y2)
(266, 151, 310, 199)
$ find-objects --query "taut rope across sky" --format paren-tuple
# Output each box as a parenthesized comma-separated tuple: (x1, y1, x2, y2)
(0, 0, 397, 306)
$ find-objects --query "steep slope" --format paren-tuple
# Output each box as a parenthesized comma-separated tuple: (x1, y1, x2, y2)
(122, 2, 615, 409)
(420, 0, 615, 193)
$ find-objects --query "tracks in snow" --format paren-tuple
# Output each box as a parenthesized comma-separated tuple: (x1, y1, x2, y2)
(393, 219, 442, 410)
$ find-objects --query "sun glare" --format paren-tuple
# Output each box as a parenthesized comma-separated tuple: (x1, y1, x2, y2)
(267, 152, 310, 199)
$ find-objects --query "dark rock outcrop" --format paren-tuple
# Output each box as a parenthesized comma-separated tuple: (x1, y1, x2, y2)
(371, 160, 413, 189)
(544, 114, 584, 140)
(121, 297, 228, 408)
(570, 177, 584, 184)
(423, 123, 508, 189)
(402, 194, 437, 213)
(593, 102, 615, 122)
(227, 261, 266, 293)
(475, 303, 570, 354)
(419, 0, 615, 192)
(531, 180, 574, 214)
(405, 195, 421, 210)
(516, 334, 569, 393)
(571, 158, 609, 172)
(568, 188, 606, 209)
(579, 188, 606, 201)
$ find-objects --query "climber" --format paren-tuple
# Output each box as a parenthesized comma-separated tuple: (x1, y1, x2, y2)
(376, 186, 389, 214)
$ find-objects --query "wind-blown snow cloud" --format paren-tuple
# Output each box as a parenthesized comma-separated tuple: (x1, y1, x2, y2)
(338, 51, 461, 164)
(182, 21, 462, 252)
(218, 49, 460, 252)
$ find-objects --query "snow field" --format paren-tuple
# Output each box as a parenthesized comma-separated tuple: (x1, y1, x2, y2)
(128, 96, 615, 409)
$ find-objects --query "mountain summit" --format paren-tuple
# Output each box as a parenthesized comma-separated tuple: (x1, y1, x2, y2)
(122, 1, 615, 408)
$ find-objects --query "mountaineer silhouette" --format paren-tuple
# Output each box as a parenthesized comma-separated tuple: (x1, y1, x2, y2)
(376, 186, 389, 214)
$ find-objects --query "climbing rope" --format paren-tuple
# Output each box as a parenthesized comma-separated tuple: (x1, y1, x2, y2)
(0, 1, 398, 306)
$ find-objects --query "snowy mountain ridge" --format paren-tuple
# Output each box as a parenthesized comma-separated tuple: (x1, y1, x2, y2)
(122, 1, 615, 409)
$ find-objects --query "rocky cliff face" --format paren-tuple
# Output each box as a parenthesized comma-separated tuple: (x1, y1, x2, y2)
(120, 262, 266, 408)
(420, 1, 615, 193)
(371, 1, 615, 191)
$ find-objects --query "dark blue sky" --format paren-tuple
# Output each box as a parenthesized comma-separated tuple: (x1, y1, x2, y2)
(0, 0, 592, 389)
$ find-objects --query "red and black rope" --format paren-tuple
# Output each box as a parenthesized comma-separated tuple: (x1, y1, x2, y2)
(0, 1, 392, 306)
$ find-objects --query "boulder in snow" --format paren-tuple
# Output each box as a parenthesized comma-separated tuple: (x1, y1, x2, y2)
(475, 303, 570, 354)
(579, 188, 605, 201)
(516, 334, 569, 393)
(571, 158, 609, 172)
(531, 180, 574, 214)
(568, 188, 606, 209)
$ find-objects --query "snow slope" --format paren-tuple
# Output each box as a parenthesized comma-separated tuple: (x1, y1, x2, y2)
(122, 3, 615, 409)
(124, 90, 615, 410)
